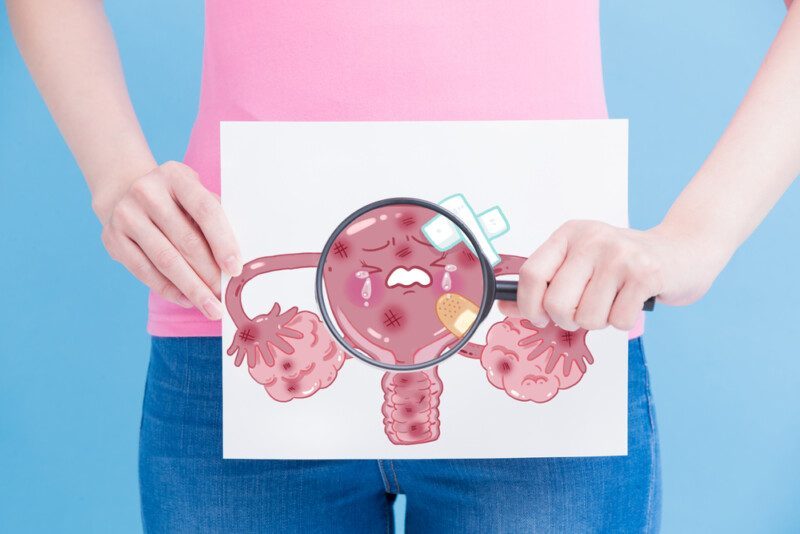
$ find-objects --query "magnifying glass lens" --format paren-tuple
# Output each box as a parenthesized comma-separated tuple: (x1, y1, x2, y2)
(318, 202, 488, 371)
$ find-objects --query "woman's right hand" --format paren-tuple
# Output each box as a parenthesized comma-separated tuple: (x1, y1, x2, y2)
(97, 161, 242, 320)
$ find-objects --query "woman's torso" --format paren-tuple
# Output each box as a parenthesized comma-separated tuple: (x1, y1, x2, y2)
(148, 0, 622, 336)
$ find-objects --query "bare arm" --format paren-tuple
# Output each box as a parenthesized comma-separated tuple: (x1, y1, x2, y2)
(8, 0, 241, 319)
(8, 0, 153, 217)
(657, 1, 800, 284)
(504, 3, 800, 330)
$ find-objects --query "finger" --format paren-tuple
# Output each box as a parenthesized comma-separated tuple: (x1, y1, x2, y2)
(518, 333, 540, 347)
(608, 281, 649, 331)
(543, 253, 594, 331)
(545, 350, 562, 374)
(248, 346, 260, 368)
(232, 348, 247, 367)
(559, 357, 583, 377)
(271, 335, 296, 355)
(279, 326, 304, 340)
(497, 301, 521, 317)
(227, 339, 241, 356)
(255, 345, 275, 367)
(127, 217, 223, 320)
(168, 168, 242, 276)
(518, 233, 569, 327)
(574, 269, 622, 330)
(573, 355, 589, 375)
(142, 188, 221, 296)
(111, 235, 192, 308)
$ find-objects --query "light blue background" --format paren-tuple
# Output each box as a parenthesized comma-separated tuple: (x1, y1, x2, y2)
(1, 1, 798, 532)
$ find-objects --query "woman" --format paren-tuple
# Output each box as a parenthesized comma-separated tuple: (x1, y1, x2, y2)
(9, 1, 799, 532)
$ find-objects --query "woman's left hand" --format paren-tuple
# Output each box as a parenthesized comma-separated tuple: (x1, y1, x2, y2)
(498, 220, 727, 331)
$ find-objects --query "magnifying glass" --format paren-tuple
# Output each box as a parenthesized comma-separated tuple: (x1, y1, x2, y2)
(315, 198, 655, 372)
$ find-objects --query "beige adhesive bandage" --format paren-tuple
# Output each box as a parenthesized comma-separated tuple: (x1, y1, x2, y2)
(436, 293, 479, 338)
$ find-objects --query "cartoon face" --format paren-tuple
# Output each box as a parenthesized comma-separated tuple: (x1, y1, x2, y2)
(322, 204, 485, 366)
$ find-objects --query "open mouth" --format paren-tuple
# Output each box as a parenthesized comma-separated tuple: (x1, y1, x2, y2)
(386, 266, 432, 288)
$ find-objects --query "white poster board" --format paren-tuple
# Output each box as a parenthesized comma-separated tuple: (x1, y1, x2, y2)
(221, 120, 628, 459)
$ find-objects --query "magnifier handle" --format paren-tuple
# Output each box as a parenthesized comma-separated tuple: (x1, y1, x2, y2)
(494, 280, 519, 301)
(494, 281, 657, 312)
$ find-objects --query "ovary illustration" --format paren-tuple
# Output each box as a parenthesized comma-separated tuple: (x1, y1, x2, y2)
(225, 200, 594, 445)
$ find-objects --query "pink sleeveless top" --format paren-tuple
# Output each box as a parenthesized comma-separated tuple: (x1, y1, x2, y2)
(147, 0, 646, 338)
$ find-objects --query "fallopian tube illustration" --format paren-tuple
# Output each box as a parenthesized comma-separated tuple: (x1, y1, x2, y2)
(225, 199, 594, 446)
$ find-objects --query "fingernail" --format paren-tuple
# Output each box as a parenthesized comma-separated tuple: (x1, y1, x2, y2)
(175, 294, 193, 308)
(223, 255, 243, 277)
(202, 298, 223, 320)
(533, 319, 549, 328)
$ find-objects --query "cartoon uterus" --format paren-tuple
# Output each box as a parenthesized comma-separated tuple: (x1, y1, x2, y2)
(321, 205, 485, 368)
(225, 203, 594, 446)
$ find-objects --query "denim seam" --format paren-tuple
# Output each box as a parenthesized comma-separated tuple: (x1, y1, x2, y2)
(384, 494, 393, 534)
(138, 343, 156, 533)
(388, 460, 402, 494)
(640, 337, 659, 534)
(180, 338, 191, 450)
(377, 460, 392, 493)
(217, 339, 226, 532)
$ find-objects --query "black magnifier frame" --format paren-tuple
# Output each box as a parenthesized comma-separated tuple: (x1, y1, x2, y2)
(315, 197, 656, 372)
(315, 197, 495, 372)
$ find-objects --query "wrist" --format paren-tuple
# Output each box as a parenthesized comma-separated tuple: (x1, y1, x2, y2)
(649, 218, 733, 281)
(90, 158, 158, 224)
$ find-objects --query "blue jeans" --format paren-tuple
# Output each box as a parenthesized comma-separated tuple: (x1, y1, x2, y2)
(140, 337, 661, 533)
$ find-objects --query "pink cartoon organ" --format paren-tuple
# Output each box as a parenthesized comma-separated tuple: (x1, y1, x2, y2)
(322, 204, 485, 368)
(480, 317, 593, 403)
(245, 309, 345, 402)
(381, 369, 442, 445)
(225, 250, 598, 444)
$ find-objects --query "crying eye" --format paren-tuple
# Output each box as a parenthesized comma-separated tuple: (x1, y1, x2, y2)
(411, 235, 435, 248)
(362, 241, 390, 252)
(359, 261, 382, 274)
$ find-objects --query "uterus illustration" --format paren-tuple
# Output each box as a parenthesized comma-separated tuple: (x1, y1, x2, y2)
(225, 201, 594, 446)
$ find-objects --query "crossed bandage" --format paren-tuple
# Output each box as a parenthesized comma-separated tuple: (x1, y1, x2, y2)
(421, 194, 510, 266)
